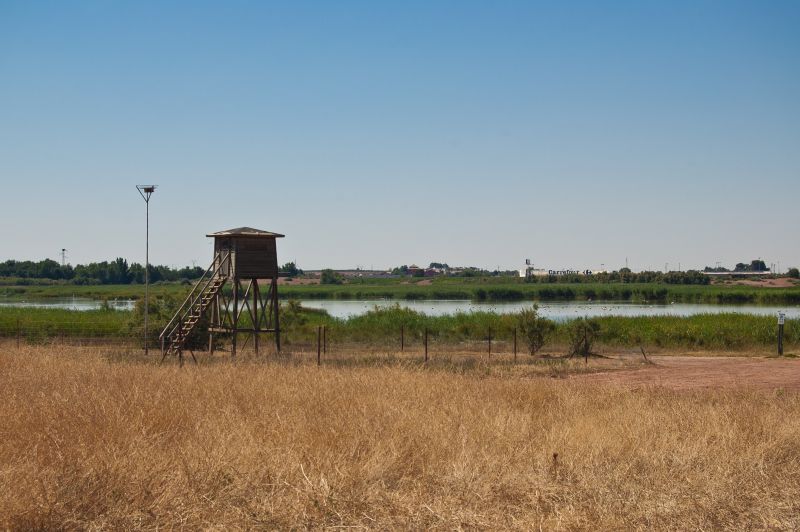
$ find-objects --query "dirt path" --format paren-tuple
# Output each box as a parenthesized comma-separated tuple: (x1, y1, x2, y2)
(575, 356, 800, 390)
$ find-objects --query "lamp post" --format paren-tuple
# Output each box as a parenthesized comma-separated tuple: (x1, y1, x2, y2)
(137, 185, 156, 354)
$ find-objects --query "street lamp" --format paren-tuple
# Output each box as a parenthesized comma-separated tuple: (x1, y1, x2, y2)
(136, 185, 157, 354)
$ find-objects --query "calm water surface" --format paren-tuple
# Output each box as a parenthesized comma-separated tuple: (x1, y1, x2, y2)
(0, 297, 797, 321)
(300, 300, 798, 321)
(0, 298, 137, 311)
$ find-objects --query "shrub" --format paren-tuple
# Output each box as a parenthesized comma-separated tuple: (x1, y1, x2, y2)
(788, 268, 800, 279)
(320, 269, 343, 285)
(127, 295, 212, 350)
(516, 305, 555, 355)
(568, 318, 601, 358)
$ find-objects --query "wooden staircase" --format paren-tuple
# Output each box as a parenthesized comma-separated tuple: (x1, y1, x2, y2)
(160, 252, 231, 361)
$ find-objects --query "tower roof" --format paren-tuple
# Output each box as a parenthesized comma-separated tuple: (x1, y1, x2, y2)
(206, 227, 285, 238)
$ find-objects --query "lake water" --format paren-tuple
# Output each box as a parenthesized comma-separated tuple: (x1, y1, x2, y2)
(0, 298, 797, 321)
(301, 300, 798, 321)
(0, 298, 137, 311)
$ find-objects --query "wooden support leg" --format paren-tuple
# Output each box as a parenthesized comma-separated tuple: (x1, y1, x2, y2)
(232, 280, 239, 359)
(273, 277, 281, 353)
(254, 279, 259, 355)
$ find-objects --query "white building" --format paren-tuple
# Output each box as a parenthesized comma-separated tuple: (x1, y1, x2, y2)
(519, 267, 548, 278)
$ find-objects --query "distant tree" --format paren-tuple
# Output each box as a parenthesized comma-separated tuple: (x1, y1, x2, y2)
(788, 267, 800, 279)
(734, 260, 769, 273)
(280, 262, 302, 277)
(129, 263, 145, 283)
(108, 258, 131, 284)
(391, 265, 409, 275)
(320, 269, 343, 285)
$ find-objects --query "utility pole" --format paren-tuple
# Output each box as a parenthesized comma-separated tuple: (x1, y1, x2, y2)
(60, 248, 67, 267)
(137, 185, 157, 355)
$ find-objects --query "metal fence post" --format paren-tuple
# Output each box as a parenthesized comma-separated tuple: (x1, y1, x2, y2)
(513, 328, 517, 363)
(317, 326, 322, 366)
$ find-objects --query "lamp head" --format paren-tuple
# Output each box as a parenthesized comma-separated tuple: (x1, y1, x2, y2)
(136, 185, 157, 202)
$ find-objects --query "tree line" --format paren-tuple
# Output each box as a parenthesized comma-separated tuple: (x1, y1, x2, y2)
(0, 258, 204, 285)
(0, 258, 305, 285)
(524, 268, 711, 285)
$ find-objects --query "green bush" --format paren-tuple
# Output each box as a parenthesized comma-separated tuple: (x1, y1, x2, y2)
(320, 269, 344, 285)
(567, 318, 601, 358)
(516, 305, 555, 355)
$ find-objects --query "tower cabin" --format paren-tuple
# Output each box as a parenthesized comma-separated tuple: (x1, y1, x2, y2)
(208, 227, 284, 279)
(160, 227, 284, 364)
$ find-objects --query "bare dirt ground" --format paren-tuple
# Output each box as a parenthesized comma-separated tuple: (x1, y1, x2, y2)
(277, 276, 320, 285)
(713, 277, 798, 288)
(575, 355, 800, 390)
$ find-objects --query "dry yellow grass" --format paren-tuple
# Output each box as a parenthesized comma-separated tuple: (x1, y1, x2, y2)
(1, 345, 799, 529)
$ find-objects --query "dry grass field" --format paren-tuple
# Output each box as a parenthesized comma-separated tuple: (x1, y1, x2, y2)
(1, 345, 799, 529)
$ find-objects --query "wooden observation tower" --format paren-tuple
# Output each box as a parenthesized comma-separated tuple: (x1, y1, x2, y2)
(160, 227, 284, 363)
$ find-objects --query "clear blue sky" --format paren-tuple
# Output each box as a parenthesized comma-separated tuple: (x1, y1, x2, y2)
(1, 1, 798, 272)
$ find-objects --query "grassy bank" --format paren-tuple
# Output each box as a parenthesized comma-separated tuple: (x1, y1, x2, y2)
(2, 305, 796, 352)
(280, 280, 800, 304)
(288, 306, 798, 352)
(4, 278, 800, 304)
(0, 282, 189, 300)
(2, 347, 799, 528)
(0, 307, 133, 339)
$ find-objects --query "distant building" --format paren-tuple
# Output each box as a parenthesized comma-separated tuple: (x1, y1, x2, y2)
(520, 267, 603, 278)
(519, 267, 548, 278)
(407, 264, 423, 276)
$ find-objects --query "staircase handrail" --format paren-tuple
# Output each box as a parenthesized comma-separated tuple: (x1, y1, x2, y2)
(159, 251, 231, 343)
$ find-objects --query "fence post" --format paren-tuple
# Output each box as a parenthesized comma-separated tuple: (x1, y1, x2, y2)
(488, 329, 492, 359)
(778, 312, 785, 356)
(317, 326, 322, 366)
(400, 325, 404, 352)
(424, 328, 428, 362)
(513, 328, 517, 363)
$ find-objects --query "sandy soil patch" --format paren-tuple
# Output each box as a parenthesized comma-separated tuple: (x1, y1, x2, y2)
(574, 355, 800, 390)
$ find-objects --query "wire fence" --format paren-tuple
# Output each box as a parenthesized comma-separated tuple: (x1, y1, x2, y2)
(0, 320, 560, 365)
(1, 317, 794, 364)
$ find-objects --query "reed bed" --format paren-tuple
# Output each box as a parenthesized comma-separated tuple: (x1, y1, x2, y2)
(1, 306, 797, 353)
(280, 280, 800, 304)
(1, 345, 799, 529)
(5, 278, 800, 304)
